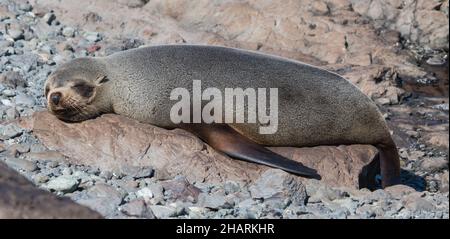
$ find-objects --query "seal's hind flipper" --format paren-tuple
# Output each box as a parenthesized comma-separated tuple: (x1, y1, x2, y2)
(183, 124, 321, 179)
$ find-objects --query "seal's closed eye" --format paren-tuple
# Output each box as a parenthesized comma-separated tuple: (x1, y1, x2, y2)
(72, 83, 95, 98)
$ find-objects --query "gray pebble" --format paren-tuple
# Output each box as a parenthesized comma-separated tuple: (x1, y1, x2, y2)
(83, 31, 101, 42)
(249, 169, 307, 206)
(62, 27, 75, 37)
(43, 12, 56, 25)
(32, 173, 50, 184)
(18, 3, 33, 12)
(0, 124, 23, 140)
(7, 29, 24, 41)
(75, 183, 124, 216)
(5, 107, 19, 120)
(2, 89, 16, 97)
(149, 205, 176, 219)
(44, 175, 80, 193)
(224, 181, 241, 195)
(198, 193, 232, 209)
(99, 170, 113, 180)
(14, 93, 35, 106)
(120, 199, 154, 218)
(61, 167, 72, 175)
(136, 187, 154, 200)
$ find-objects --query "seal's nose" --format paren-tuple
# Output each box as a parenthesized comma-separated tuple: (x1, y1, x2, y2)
(50, 92, 61, 105)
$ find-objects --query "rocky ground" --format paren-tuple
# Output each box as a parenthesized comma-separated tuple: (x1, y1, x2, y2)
(0, 0, 448, 219)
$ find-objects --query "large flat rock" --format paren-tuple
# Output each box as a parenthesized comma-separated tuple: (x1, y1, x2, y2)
(20, 111, 380, 189)
(0, 161, 102, 219)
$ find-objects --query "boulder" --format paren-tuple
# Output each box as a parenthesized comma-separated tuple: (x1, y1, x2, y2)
(18, 111, 380, 189)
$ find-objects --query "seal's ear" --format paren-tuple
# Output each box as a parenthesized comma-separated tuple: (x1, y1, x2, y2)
(95, 75, 109, 86)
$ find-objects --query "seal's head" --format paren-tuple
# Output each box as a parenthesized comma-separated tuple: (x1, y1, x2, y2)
(44, 58, 110, 122)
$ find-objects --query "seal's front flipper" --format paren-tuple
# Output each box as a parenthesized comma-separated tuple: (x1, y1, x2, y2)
(183, 124, 321, 179)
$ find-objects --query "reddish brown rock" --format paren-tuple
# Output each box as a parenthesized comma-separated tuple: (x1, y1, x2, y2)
(0, 161, 102, 219)
(21, 111, 380, 189)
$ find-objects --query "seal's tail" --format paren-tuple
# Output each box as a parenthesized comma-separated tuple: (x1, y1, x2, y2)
(376, 138, 401, 188)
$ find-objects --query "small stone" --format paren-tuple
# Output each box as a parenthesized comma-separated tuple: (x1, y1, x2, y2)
(1, 99, 13, 106)
(264, 197, 291, 210)
(169, 202, 187, 217)
(427, 180, 439, 192)
(186, 206, 206, 218)
(40, 45, 54, 55)
(75, 183, 125, 216)
(249, 169, 307, 206)
(5, 107, 19, 120)
(406, 198, 436, 213)
(0, 40, 13, 49)
(61, 167, 72, 175)
(198, 193, 232, 209)
(376, 98, 391, 105)
(120, 199, 154, 218)
(5, 157, 38, 172)
(0, 124, 23, 140)
(118, 0, 148, 8)
(440, 172, 449, 193)
(118, 179, 139, 192)
(238, 198, 257, 209)
(310, 1, 329, 15)
(32, 173, 50, 184)
(161, 177, 201, 201)
(148, 183, 164, 199)
(432, 103, 449, 112)
(19, 3, 33, 12)
(385, 185, 416, 199)
(45, 175, 80, 193)
(83, 31, 101, 42)
(7, 29, 24, 41)
(28, 144, 47, 153)
(224, 181, 241, 195)
(409, 150, 426, 161)
(426, 55, 446, 66)
(14, 94, 35, 107)
(399, 148, 408, 159)
(307, 184, 348, 203)
(87, 45, 101, 53)
(149, 205, 176, 218)
(99, 170, 113, 180)
(2, 89, 16, 97)
(136, 187, 154, 200)
(43, 12, 56, 25)
(62, 27, 75, 37)
(406, 130, 420, 138)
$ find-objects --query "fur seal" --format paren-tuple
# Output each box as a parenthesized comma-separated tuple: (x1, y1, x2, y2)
(44, 44, 400, 188)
